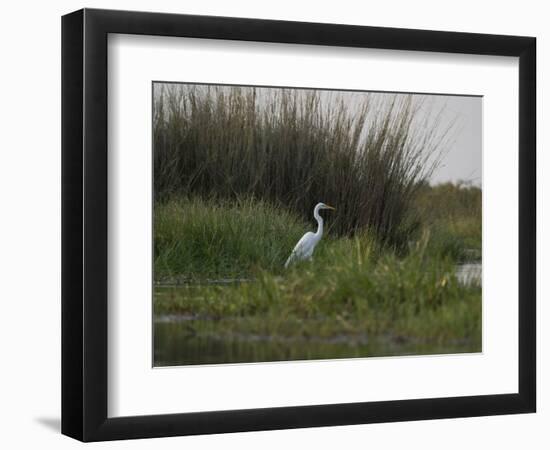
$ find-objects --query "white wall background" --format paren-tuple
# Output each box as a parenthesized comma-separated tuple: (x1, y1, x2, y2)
(0, 0, 545, 448)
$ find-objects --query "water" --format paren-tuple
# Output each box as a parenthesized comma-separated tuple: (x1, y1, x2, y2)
(455, 263, 482, 285)
(156, 264, 481, 287)
(154, 322, 476, 366)
(154, 317, 479, 367)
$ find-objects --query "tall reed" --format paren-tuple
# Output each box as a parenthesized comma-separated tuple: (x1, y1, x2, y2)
(153, 84, 451, 247)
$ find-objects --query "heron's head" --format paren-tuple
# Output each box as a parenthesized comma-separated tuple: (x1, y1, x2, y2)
(316, 202, 335, 211)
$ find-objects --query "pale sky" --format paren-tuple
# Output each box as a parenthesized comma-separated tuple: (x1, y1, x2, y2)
(425, 95, 482, 186)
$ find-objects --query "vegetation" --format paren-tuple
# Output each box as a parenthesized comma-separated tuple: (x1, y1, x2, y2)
(153, 84, 452, 248)
(415, 181, 482, 261)
(155, 226, 480, 343)
(154, 189, 481, 282)
(154, 197, 307, 281)
(154, 197, 481, 363)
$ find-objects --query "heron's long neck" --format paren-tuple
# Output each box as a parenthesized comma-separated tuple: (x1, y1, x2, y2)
(314, 208, 324, 237)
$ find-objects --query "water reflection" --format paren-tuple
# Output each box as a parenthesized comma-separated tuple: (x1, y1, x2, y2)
(154, 318, 479, 367)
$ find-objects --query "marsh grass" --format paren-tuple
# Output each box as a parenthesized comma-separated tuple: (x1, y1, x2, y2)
(155, 196, 386, 281)
(415, 182, 482, 261)
(154, 197, 480, 345)
(154, 197, 311, 280)
(153, 84, 453, 248)
(155, 231, 480, 344)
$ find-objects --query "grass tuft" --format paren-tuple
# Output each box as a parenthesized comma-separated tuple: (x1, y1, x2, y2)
(153, 84, 453, 248)
(155, 196, 309, 280)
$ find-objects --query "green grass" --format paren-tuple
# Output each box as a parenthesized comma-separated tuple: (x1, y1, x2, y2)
(414, 182, 482, 261)
(154, 192, 481, 282)
(154, 196, 311, 280)
(154, 197, 481, 348)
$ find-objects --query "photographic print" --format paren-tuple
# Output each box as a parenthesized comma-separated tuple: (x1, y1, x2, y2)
(61, 10, 536, 440)
(152, 82, 482, 367)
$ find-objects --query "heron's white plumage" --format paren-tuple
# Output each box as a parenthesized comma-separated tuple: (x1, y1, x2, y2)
(284, 202, 334, 268)
(284, 231, 318, 268)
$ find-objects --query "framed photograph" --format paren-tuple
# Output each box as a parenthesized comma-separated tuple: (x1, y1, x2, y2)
(61, 8, 536, 441)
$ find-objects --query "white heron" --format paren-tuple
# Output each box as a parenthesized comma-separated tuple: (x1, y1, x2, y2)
(284, 202, 335, 268)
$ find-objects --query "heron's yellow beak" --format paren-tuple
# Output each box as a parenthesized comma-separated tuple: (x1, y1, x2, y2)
(325, 205, 335, 210)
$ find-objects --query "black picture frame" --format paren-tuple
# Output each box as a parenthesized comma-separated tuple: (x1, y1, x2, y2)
(62, 8, 536, 442)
